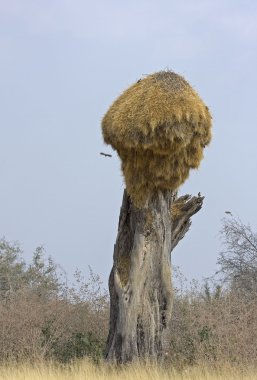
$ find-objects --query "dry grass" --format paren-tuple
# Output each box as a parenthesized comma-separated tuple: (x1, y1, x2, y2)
(102, 70, 212, 207)
(0, 360, 256, 380)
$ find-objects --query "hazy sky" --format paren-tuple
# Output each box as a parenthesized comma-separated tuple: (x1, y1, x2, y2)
(1, 0, 257, 287)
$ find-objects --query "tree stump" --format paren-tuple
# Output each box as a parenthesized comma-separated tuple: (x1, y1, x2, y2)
(105, 189, 204, 363)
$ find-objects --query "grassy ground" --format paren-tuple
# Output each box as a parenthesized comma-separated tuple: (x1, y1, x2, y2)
(0, 361, 256, 380)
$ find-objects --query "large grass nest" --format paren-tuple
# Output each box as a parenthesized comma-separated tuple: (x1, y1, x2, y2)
(102, 70, 212, 207)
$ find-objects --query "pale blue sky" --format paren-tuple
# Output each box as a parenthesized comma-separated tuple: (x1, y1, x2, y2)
(0, 0, 257, 286)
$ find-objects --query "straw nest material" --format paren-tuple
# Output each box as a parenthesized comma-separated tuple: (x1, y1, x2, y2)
(102, 70, 212, 207)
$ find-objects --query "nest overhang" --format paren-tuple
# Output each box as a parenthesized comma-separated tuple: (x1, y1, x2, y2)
(102, 70, 212, 207)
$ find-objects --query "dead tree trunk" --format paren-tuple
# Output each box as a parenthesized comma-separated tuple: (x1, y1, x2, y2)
(105, 189, 203, 363)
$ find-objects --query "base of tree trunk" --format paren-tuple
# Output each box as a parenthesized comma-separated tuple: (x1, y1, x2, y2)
(106, 190, 203, 363)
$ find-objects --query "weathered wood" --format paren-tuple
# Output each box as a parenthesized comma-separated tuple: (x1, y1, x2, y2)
(105, 189, 204, 363)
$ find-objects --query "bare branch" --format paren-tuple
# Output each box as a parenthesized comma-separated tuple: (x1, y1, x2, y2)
(170, 194, 204, 251)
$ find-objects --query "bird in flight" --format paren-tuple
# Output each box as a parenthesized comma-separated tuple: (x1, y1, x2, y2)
(225, 211, 232, 216)
(100, 152, 112, 158)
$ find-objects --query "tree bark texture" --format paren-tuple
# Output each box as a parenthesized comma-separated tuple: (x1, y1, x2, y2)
(106, 189, 203, 363)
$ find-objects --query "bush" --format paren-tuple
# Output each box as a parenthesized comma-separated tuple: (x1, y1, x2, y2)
(169, 274, 257, 367)
(0, 239, 109, 363)
(2, 220, 257, 367)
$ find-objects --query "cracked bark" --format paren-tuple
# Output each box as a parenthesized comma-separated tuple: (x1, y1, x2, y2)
(105, 189, 204, 363)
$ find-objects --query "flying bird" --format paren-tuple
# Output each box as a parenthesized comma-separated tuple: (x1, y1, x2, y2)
(225, 211, 233, 216)
(100, 152, 112, 158)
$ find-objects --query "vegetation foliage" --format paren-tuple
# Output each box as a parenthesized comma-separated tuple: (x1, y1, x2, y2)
(0, 216, 257, 367)
(0, 241, 108, 363)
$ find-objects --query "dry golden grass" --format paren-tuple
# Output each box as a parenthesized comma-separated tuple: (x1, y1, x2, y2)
(0, 361, 256, 380)
(102, 70, 212, 207)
